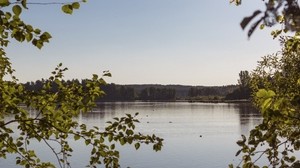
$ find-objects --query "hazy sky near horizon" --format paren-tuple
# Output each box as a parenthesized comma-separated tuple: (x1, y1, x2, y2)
(7, 0, 281, 86)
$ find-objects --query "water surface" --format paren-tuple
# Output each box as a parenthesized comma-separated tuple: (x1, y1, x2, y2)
(1, 102, 262, 168)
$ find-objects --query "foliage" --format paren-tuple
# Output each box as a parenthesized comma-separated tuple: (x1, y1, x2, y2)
(229, 36, 300, 167)
(0, 1, 163, 168)
(230, 0, 300, 38)
(229, 1, 300, 167)
(238, 71, 250, 89)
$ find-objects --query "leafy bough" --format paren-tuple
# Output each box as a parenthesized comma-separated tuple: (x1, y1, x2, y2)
(0, 64, 163, 168)
(0, 1, 163, 167)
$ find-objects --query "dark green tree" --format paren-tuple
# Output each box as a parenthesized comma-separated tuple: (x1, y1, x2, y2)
(226, 71, 251, 100)
(238, 71, 250, 89)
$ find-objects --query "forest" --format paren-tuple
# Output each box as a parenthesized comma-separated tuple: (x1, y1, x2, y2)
(22, 70, 251, 102)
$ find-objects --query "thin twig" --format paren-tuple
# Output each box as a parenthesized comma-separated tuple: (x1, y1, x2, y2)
(3, 138, 35, 167)
(42, 138, 63, 168)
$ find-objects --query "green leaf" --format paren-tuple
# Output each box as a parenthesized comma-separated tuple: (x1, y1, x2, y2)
(21, 0, 28, 9)
(134, 143, 140, 150)
(256, 89, 267, 98)
(0, 0, 9, 7)
(110, 144, 115, 150)
(16, 141, 23, 147)
(26, 25, 33, 31)
(92, 74, 98, 80)
(290, 156, 296, 162)
(41, 32, 52, 39)
(36, 42, 43, 49)
(85, 139, 91, 145)
(74, 134, 80, 141)
(99, 151, 107, 157)
(12, 5, 22, 16)
(120, 138, 126, 145)
(25, 33, 32, 42)
(5, 12, 12, 19)
(259, 24, 265, 30)
(108, 134, 113, 142)
(256, 89, 275, 100)
(62, 5, 73, 15)
(34, 29, 41, 34)
(72, 2, 80, 9)
(261, 98, 272, 112)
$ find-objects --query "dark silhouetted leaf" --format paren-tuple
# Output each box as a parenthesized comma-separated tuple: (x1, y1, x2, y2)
(240, 10, 261, 30)
(247, 18, 263, 38)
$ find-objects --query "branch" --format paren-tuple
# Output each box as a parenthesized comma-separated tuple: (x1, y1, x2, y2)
(0, 118, 40, 127)
(252, 140, 289, 164)
(42, 138, 63, 168)
(3, 138, 35, 167)
(23, 121, 66, 168)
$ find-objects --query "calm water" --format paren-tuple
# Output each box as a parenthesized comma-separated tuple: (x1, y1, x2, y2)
(1, 102, 262, 168)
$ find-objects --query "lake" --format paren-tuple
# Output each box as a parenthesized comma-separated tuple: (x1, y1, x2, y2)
(1, 102, 262, 168)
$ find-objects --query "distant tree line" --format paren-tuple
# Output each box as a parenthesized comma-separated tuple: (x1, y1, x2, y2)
(138, 87, 176, 101)
(23, 80, 177, 101)
(100, 83, 135, 101)
(97, 84, 176, 101)
(225, 71, 251, 100)
(23, 74, 251, 102)
(188, 86, 236, 97)
(186, 71, 252, 101)
(186, 85, 238, 101)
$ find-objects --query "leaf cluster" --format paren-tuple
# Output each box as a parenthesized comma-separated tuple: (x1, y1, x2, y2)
(0, 1, 164, 168)
(230, 36, 300, 168)
(231, 0, 300, 38)
(0, 62, 164, 168)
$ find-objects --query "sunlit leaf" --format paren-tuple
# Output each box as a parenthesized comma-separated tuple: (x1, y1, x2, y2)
(62, 5, 73, 14)
(12, 5, 22, 16)
(72, 2, 80, 9)
(0, 0, 9, 7)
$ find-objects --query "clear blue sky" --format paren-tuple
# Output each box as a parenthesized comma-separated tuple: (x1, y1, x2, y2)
(7, 0, 280, 86)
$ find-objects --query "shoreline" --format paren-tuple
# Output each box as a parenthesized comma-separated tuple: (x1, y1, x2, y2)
(95, 99, 251, 104)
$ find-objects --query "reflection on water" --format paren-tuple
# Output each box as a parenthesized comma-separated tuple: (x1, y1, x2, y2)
(1, 102, 262, 168)
(236, 103, 261, 134)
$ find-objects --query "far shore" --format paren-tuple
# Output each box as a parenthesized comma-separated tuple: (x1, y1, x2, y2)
(184, 99, 251, 103)
(95, 99, 251, 104)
